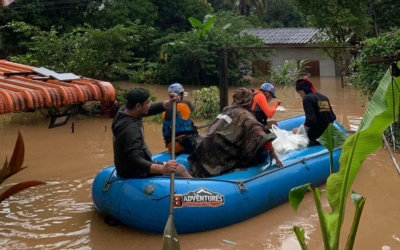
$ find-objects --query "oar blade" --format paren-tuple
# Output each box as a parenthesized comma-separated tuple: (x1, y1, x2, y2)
(162, 214, 180, 250)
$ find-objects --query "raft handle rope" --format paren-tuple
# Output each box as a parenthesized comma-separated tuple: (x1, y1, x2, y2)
(102, 168, 121, 193)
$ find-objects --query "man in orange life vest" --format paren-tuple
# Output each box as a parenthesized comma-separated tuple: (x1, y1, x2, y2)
(292, 77, 336, 146)
(250, 82, 281, 129)
(162, 83, 198, 155)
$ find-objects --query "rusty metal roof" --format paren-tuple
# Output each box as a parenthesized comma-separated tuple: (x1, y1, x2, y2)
(0, 60, 115, 114)
(243, 28, 319, 45)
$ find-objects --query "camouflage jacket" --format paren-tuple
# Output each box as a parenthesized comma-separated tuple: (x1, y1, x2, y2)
(188, 105, 276, 178)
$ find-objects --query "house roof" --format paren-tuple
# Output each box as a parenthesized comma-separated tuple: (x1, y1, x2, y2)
(243, 28, 319, 45)
(0, 60, 115, 115)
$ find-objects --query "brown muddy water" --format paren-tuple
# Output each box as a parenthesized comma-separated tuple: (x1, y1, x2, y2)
(0, 77, 399, 250)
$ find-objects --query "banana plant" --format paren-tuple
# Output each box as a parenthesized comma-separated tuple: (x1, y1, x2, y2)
(289, 61, 400, 250)
(0, 131, 45, 204)
(188, 14, 216, 38)
(317, 123, 349, 174)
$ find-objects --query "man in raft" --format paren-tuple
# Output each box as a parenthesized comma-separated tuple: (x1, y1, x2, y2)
(112, 87, 192, 178)
(250, 82, 281, 129)
(162, 83, 198, 155)
(292, 77, 336, 146)
(188, 87, 283, 178)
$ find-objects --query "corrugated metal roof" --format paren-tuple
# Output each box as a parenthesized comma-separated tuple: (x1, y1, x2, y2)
(243, 28, 319, 44)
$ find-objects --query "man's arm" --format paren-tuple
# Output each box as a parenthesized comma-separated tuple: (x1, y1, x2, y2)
(255, 94, 278, 118)
(146, 102, 166, 116)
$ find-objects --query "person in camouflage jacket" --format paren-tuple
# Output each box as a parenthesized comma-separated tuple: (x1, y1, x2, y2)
(188, 87, 283, 178)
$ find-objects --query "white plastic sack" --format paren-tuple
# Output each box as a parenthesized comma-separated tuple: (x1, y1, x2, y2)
(271, 124, 309, 156)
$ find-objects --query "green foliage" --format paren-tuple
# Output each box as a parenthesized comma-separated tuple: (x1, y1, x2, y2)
(0, 0, 104, 54)
(156, 11, 272, 86)
(191, 86, 220, 119)
(317, 123, 349, 174)
(81, 102, 102, 116)
(257, 59, 310, 86)
(129, 60, 158, 84)
(289, 62, 400, 250)
(9, 23, 143, 80)
(154, 0, 213, 33)
(151, 113, 163, 123)
(261, 0, 306, 28)
(114, 86, 158, 108)
(349, 28, 400, 99)
(188, 14, 217, 38)
(92, 0, 158, 28)
(223, 0, 268, 16)
(374, 0, 400, 33)
(295, 0, 370, 85)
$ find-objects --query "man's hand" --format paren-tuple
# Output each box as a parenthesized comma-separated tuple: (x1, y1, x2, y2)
(169, 93, 180, 103)
(275, 158, 283, 168)
(162, 160, 179, 174)
(292, 127, 298, 134)
(161, 160, 193, 178)
(276, 99, 281, 106)
(163, 93, 180, 109)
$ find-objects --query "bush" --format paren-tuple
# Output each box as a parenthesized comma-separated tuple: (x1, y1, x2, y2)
(255, 59, 310, 86)
(349, 28, 400, 99)
(191, 86, 220, 119)
(9, 22, 145, 80)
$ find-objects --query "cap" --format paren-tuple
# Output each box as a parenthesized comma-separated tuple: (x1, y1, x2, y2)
(126, 87, 151, 106)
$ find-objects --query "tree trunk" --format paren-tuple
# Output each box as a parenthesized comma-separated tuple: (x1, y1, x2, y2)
(371, 0, 378, 37)
(339, 54, 346, 87)
(239, 0, 250, 16)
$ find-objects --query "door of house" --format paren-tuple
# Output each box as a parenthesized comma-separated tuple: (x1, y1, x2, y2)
(252, 60, 270, 76)
(298, 60, 320, 76)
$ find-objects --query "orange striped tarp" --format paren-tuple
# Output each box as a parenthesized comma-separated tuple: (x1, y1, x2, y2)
(0, 60, 115, 114)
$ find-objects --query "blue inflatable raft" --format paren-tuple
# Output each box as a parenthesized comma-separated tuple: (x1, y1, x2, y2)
(92, 115, 347, 234)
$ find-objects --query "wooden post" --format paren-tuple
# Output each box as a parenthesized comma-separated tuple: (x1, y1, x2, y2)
(71, 122, 74, 133)
(219, 48, 229, 112)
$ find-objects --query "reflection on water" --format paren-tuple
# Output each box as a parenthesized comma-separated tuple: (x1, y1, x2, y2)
(0, 180, 93, 249)
(0, 77, 399, 249)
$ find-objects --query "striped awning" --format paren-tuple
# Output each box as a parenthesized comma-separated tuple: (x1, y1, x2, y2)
(0, 60, 115, 114)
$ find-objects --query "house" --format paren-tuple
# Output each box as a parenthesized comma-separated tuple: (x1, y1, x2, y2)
(243, 28, 353, 77)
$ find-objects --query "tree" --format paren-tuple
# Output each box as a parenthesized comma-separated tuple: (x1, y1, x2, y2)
(91, 0, 158, 28)
(154, 11, 272, 86)
(349, 28, 400, 99)
(295, 0, 371, 86)
(374, 0, 400, 33)
(153, 0, 213, 33)
(0, 0, 104, 55)
(223, 0, 268, 16)
(261, 0, 306, 28)
(9, 23, 144, 80)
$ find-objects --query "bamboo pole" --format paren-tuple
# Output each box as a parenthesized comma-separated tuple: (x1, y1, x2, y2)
(382, 134, 400, 176)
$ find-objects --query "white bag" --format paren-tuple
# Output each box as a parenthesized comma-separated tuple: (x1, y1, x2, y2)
(271, 124, 309, 156)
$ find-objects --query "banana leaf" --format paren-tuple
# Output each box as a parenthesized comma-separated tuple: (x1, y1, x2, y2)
(325, 62, 400, 249)
(317, 123, 349, 174)
(289, 62, 400, 249)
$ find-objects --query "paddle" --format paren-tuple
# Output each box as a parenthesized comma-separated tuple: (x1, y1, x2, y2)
(162, 101, 180, 250)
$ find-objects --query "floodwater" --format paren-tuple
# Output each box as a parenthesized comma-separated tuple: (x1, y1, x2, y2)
(0, 77, 399, 250)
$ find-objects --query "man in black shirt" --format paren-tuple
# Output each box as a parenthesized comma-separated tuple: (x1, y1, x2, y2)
(112, 87, 192, 178)
(292, 77, 336, 146)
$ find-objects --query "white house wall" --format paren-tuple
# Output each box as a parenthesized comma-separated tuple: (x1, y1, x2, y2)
(272, 48, 336, 77)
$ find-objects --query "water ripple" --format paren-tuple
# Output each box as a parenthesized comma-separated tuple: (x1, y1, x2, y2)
(0, 178, 94, 249)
